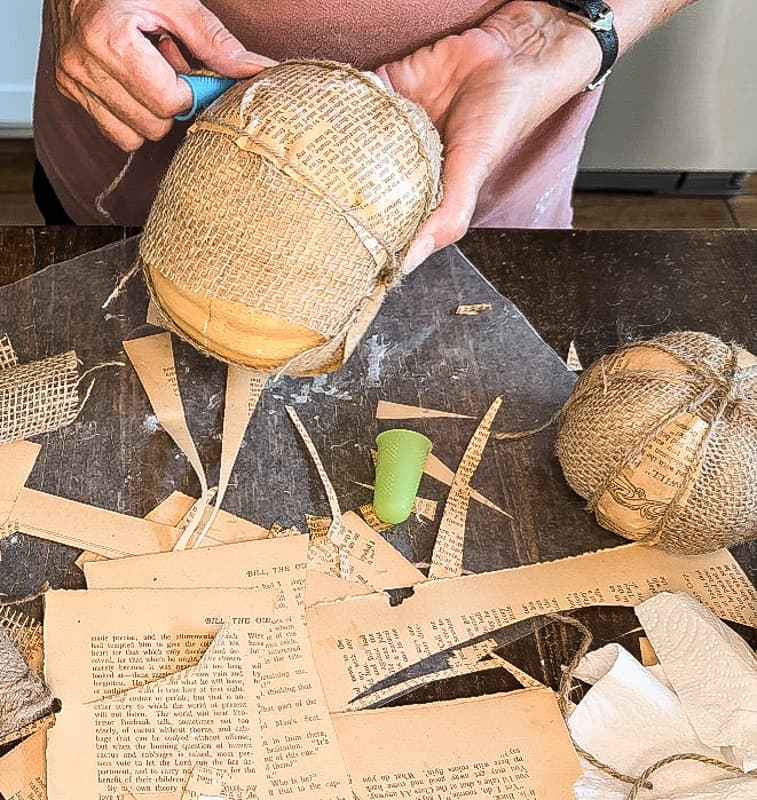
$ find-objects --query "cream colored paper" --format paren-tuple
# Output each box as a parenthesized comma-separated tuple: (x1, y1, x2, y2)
(0, 729, 47, 800)
(85, 536, 308, 605)
(285, 406, 352, 581)
(307, 543, 757, 710)
(429, 397, 502, 579)
(123, 334, 207, 494)
(45, 588, 280, 799)
(455, 302, 492, 316)
(375, 400, 474, 420)
(333, 689, 580, 800)
(638, 636, 658, 667)
(189, 367, 267, 548)
(0, 439, 41, 528)
(566, 339, 583, 371)
(9, 487, 183, 557)
(80, 545, 353, 800)
(304, 571, 374, 608)
(146, 491, 269, 545)
(423, 451, 511, 518)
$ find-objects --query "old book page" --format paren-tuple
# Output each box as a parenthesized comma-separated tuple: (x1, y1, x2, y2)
(332, 689, 580, 800)
(44, 588, 280, 799)
(307, 543, 757, 710)
(0, 729, 47, 800)
(85, 536, 308, 604)
(80, 547, 353, 800)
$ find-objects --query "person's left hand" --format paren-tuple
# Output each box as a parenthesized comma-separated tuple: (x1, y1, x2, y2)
(376, 0, 602, 271)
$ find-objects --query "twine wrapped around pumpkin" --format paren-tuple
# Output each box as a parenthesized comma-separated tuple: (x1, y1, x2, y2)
(556, 331, 757, 554)
(139, 60, 442, 375)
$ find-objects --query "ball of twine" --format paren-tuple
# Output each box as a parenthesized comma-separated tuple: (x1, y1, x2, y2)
(556, 331, 757, 554)
(139, 60, 442, 374)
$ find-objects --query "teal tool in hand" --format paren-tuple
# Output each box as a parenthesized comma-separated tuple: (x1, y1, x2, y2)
(175, 74, 237, 121)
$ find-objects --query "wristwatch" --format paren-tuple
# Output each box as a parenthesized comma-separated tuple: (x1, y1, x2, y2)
(537, 0, 619, 90)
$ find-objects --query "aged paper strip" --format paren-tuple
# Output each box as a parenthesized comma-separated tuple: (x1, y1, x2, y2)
(375, 400, 474, 420)
(184, 367, 267, 549)
(123, 333, 208, 499)
(429, 397, 502, 579)
(455, 303, 493, 316)
(85, 536, 308, 604)
(423, 451, 511, 518)
(8, 487, 182, 557)
(63, 580, 352, 798)
(146, 491, 270, 546)
(333, 689, 580, 800)
(0, 439, 40, 528)
(307, 543, 757, 710)
(0, 729, 47, 800)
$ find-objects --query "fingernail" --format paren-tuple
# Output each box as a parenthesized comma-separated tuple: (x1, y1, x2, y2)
(240, 52, 278, 67)
(401, 236, 435, 274)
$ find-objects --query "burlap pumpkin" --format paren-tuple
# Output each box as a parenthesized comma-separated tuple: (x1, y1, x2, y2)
(556, 331, 757, 554)
(139, 60, 442, 374)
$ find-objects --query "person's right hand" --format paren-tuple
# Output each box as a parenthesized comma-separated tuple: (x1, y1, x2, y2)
(51, 0, 275, 151)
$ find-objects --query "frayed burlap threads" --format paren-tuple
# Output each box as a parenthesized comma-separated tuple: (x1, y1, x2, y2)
(140, 60, 442, 373)
(557, 331, 757, 554)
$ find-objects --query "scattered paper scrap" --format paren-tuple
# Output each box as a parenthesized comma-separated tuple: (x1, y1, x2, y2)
(566, 339, 583, 372)
(0, 729, 47, 800)
(6, 487, 183, 557)
(638, 636, 658, 667)
(307, 543, 757, 711)
(455, 303, 493, 316)
(146, 490, 269, 545)
(123, 333, 210, 543)
(429, 397, 503, 579)
(0, 439, 40, 528)
(424, 451, 512, 518)
(375, 400, 475, 420)
(85, 536, 309, 606)
(189, 366, 267, 548)
(333, 690, 580, 800)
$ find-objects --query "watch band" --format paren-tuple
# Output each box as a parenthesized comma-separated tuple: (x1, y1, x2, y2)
(539, 0, 619, 89)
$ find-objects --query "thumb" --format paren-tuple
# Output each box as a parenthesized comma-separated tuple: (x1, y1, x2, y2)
(165, 2, 277, 77)
(402, 144, 489, 273)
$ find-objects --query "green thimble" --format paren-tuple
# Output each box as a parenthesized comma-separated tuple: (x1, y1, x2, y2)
(373, 429, 433, 524)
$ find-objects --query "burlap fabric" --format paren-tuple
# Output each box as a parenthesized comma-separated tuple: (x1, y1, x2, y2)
(557, 331, 757, 554)
(0, 350, 81, 445)
(140, 60, 442, 373)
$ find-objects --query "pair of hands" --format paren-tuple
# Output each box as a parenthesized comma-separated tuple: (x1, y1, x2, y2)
(53, 0, 600, 266)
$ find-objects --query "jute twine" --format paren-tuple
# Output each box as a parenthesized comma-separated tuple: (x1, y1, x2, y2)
(140, 60, 442, 373)
(550, 612, 756, 799)
(557, 331, 757, 554)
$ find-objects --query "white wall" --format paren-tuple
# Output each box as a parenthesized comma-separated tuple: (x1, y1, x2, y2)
(0, 0, 43, 135)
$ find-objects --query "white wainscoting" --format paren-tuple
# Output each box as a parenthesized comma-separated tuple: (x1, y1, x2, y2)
(0, 1, 43, 137)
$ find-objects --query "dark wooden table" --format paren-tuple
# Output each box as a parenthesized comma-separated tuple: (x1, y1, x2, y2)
(0, 226, 754, 707)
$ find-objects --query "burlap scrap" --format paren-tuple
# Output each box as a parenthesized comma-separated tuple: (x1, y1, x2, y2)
(140, 60, 442, 366)
(0, 351, 81, 445)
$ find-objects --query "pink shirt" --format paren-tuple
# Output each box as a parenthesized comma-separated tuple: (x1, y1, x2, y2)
(34, 0, 600, 227)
